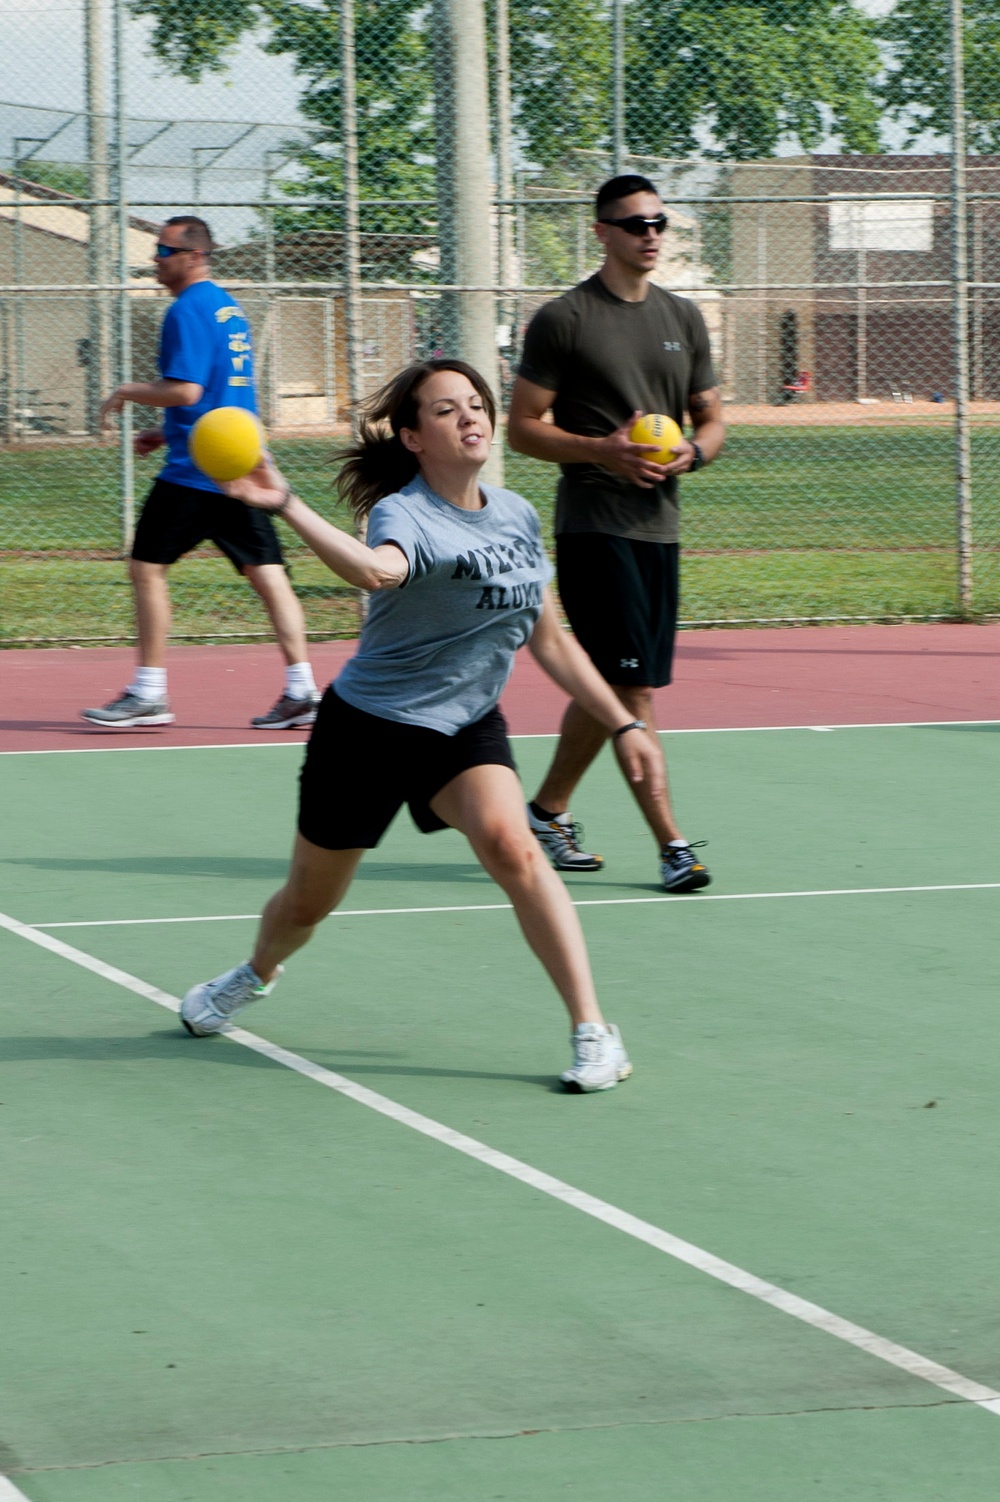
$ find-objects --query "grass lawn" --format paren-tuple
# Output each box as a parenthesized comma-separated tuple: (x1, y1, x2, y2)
(3, 425, 1000, 643)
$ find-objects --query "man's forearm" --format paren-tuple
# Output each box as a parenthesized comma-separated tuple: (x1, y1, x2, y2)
(690, 418, 726, 465)
(118, 378, 202, 409)
(508, 415, 609, 467)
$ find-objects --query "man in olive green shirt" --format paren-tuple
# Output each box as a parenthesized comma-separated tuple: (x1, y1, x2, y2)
(508, 174, 726, 892)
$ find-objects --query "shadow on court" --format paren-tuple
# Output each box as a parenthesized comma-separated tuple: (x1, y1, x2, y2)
(2, 852, 667, 896)
(2, 1032, 558, 1088)
(2, 854, 289, 880)
(1, 1031, 278, 1067)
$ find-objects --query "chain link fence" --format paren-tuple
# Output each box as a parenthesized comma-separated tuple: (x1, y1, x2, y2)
(2, 0, 1000, 645)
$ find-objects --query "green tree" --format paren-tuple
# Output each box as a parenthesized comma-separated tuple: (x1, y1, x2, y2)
(18, 160, 91, 197)
(626, 0, 882, 160)
(128, 0, 435, 239)
(880, 0, 1000, 151)
(129, 0, 883, 179)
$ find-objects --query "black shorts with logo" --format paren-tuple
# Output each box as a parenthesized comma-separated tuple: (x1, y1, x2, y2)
(298, 688, 518, 850)
(556, 533, 680, 688)
(131, 477, 285, 571)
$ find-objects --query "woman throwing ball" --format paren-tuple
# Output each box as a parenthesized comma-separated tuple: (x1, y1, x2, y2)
(181, 359, 663, 1090)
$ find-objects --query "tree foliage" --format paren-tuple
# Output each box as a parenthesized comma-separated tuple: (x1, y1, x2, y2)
(128, 0, 885, 207)
(626, 1, 881, 159)
(881, 0, 1000, 152)
(128, 0, 435, 236)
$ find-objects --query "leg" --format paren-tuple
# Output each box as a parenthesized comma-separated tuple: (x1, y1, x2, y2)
(251, 832, 364, 982)
(80, 557, 174, 724)
(430, 764, 604, 1026)
(610, 684, 684, 848)
(533, 696, 610, 812)
(129, 558, 172, 669)
(533, 686, 684, 849)
(181, 833, 363, 1036)
(243, 562, 310, 667)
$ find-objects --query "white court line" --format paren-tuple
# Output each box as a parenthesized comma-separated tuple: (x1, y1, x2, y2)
(2, 717, 999, 755)
(3, 904, 1000, 1422)
(0, 1479, 31, 1501)
(27, 880, 1000, 930)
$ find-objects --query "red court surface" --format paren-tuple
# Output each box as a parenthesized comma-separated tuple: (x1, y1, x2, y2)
(1, 622, 998, 753)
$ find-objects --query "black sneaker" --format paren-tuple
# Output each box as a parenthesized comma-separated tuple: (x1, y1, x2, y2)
(660, 841, 711, 893)
(250, 691, 320, 729)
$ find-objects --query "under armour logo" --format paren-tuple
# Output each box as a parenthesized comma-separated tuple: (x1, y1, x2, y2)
(620, 657, 639, 668)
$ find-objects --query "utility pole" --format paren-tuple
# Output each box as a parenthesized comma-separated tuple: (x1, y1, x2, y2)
(432, 0, 501, 483)
(612, 0, 626, 174)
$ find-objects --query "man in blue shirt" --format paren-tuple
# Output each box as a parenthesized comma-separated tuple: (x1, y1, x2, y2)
(82, 215, 318, 729)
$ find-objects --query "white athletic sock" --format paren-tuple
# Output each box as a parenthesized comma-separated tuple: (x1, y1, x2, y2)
(284, 662, 316, 700)
(127, 666, 167, 702)
(666, 839, 690, 849)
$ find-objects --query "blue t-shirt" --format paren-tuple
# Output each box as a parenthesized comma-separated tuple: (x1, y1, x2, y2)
(334, 475, 554, 734)
(158, 280, 257, 492)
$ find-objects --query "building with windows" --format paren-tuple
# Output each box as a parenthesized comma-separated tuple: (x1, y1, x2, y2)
(726, 155, 1000, 404)
(0, 173, 157, 438)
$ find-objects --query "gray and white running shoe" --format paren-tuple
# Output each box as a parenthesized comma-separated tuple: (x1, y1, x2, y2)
(527, 806, 604, 871)
(250, 692, 320, 729)
(181, 962, 282, 1036)
(81, 691, 174, 728)
(560, 1022, 633, 1092)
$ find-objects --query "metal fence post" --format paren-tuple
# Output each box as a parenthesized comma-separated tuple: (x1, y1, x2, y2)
(949, 0, 972, 615)
(494, 0, 515, 368)
(112, 0, 134, 554)
(84, 0, 112, 436)
(340, 0, 364, 433)
(339, 0, 369, 628)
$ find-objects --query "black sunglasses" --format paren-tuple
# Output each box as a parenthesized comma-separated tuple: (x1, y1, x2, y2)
(598, 214, 668, 237)
(154, 243, 197, 258)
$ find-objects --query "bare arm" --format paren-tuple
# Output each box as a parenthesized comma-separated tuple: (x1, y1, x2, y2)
(100, 378, 203, 429)
(527, 591, 666, 794)
(220, 460, 408, 592)
(659, 386, 726, 476)
(507, 376, 668, 490)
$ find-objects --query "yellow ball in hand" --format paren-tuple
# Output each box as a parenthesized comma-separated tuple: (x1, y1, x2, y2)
(629, 412, 683, 464)
(188, 407, 264, 483)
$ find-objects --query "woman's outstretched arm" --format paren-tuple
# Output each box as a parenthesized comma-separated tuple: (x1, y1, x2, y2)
(527, 590, 666, 796)
(222, 460, 408, 592)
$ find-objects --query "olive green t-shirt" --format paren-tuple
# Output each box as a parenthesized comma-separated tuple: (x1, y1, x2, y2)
(517, 274, 715, 543)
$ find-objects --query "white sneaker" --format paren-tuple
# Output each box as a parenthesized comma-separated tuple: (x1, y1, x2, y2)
(527, 805, 604, 871)
(560, 1022, 633, 1092)
(181, 962, 282, 1036)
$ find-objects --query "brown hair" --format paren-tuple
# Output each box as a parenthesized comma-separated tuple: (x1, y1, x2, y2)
(164, 214, 215, 255)
(337, 358, 497, 520)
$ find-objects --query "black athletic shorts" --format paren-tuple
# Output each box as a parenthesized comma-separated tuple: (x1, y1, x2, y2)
(298, 687, 518, 850)
(556, 533, 680, 688)
(131, 477, 285, 571)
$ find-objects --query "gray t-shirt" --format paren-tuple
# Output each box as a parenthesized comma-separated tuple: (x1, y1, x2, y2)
(518, 274, 716, 543)
(333, 474, 554, 734)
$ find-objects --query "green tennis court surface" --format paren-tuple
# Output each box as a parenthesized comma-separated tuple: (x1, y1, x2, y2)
(3, 726, 1000, 1499)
